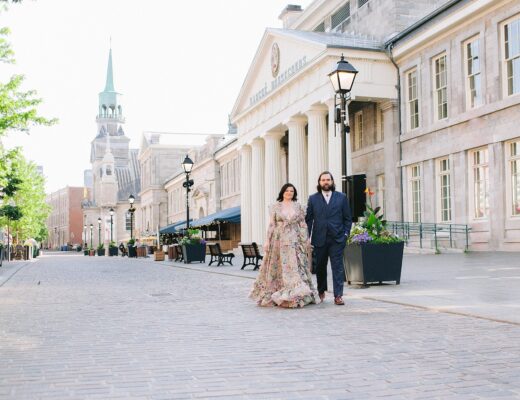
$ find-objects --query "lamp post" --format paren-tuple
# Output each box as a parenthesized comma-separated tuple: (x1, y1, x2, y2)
(109, 208, 114, 243)
(89, 223, 93, 249)
(83, 224, 87, 248)
(328, 54, 358, 194)
(54, 227, 57, 250)
(182, 155, 194, 232)
(97, 217, 102, 247)
(128, 195, 135, 240)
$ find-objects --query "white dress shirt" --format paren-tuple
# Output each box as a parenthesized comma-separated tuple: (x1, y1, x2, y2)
(322, 191, 332, 204)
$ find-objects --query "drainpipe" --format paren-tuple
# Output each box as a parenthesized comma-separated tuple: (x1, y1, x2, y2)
(386, 43, 405, 223)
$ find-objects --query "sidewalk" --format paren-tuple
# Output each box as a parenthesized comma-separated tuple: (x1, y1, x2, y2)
(149, 251, 520, 325)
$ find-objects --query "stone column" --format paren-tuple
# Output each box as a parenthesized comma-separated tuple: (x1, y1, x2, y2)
(382, 101, 401, 221)
(327, 99, 342, 188)
(306, 105, 329, 196)
(251, 138, 266, 244)
(287, 117, 308, 203)
(240, 144, 252, 243)
(264, 131, 284, 222)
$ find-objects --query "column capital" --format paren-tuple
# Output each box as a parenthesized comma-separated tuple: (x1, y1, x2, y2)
(263, 130, 285, 141)
(285, 116, 307, 128)
(239, 143, 251, 154)
(305, 104, 328, 117)
(380, 100, 398, 112)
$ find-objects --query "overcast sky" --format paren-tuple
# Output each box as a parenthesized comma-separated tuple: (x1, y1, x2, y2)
(1, 0, 312, 193)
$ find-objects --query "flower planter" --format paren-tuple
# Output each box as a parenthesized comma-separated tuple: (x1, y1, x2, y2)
(97, 248, 105, 256)
(181, 244, 206, 264)
(344, 242, 404, 285)
(108, 247, 118, 256)
(154, 250, 165, 261)
(89, 249, 95, 256)
(84, 250, 89, 256)
(128, 246, 137, 258)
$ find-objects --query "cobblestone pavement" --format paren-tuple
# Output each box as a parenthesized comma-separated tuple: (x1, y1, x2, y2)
(1, 253, 520, 400)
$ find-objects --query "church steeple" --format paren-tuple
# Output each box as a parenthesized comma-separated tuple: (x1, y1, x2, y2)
(104, 48, 115, 92)
(96, 45, 125, 138)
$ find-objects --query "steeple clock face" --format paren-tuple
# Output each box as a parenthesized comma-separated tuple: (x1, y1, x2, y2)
(271, 42, 280, 77)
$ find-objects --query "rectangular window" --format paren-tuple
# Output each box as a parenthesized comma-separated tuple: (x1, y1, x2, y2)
(434, 54, 448, 120)
(409, 165, 421, 223)
(354, 111, 363, 150)
(125, 213, 132, 231)
(376, 105, 384, 143)
(504, 17, 520, 95)
(438, 158, 452, 222)
(509, 140, 520, 216)
(471, 148, 489, 219)
(358, 0, 369, 7)
(465, 37, 482, 108)
(313, 22, 325, 32)
(331, 2, 350, 29)
(376, 174, 385, 215)
(407, 69, 419, 129)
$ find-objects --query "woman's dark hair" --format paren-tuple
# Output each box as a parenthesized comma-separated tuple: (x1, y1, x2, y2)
(316, 171, 336, 193)
(276, 183, 298, 202)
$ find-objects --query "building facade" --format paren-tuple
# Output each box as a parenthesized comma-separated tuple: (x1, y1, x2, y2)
(231, 0, 519, 251)
(45, 186, 86, 249)
(81, 48, 142, 248)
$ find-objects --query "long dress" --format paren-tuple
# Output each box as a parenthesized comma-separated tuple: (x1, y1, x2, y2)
(249, 201, 319, 308)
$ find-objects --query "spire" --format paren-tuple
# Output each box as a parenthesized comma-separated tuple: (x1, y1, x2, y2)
(104, 47, 115, 92)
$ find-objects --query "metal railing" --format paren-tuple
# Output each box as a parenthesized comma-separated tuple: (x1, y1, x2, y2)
(387, 221, 472, 252)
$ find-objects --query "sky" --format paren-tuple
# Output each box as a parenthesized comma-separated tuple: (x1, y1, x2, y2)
(1, 0, 313, 193)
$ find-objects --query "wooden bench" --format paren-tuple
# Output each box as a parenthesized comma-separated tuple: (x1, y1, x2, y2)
(208, 243, 235, 266)
(240, 242, 263, 270)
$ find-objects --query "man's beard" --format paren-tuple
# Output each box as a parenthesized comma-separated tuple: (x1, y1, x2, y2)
(320, 183, 331, 191)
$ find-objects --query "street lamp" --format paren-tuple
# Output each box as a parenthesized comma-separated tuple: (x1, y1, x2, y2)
(328, 54, 358, 194)
(89, 223, 93, 249)
(83, 224, 87, 248)
(97, 217, 101, 247)
(109, 208, 114, 242)
(54, 226, 57, 250)
(182, 155, 194, 232)
(128, 195, 136, 240)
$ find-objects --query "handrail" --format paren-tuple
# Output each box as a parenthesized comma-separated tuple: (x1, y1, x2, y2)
(386, 221, 471, 251)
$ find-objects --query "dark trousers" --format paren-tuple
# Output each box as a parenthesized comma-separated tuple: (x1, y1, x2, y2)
(314, 236, 346, 297)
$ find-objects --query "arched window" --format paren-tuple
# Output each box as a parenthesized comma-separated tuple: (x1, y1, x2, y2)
(106, 165, 112, 176)
(118, 105, 122, 115)
(199, 207, 205, 218)
(102, 105, 107, 117)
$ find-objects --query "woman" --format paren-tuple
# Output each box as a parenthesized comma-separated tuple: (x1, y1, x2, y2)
(250, 183, 319, 308)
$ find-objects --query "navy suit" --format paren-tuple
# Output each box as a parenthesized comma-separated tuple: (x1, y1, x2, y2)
(305, 191, 352, 297)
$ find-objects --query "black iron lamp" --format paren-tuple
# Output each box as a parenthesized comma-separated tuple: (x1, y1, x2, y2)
(182, 155, 194, 232)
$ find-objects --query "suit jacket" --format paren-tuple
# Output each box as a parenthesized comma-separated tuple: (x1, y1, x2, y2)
(305, 191, 352, 247)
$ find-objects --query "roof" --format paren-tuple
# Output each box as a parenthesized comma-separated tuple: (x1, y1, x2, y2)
(268, 28, 383, 51)
(175, 206, 241, 230)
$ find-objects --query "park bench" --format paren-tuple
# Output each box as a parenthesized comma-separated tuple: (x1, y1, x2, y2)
(208, 243, 235, 266)
(240, 242, 263, 270)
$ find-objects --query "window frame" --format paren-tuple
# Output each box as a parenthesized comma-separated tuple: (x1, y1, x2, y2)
(432, 53, 448, 121)
(354, 111, 363, 151)
(501, 14, 520, 97)
(406, 68, 420, 130)
(469, 147, 489, 220)
(506, 139, 520, 217)
(464, 35, 483, 109)
(408, 164, 422, 223)
(436, 157, 452, 223)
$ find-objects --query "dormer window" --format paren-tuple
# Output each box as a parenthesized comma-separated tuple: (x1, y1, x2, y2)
(106, 166, 112, 176)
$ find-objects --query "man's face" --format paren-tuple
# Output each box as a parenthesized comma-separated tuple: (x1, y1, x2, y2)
(319, 174, 333, 191)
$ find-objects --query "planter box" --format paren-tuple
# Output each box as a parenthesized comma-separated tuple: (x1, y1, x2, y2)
(108, 247, 118, 257)
(154, 250, 165, 261)
(97, 248, 105, 256)
(128, 246, 137, 258)
(344, 242, 404, 285)
(89, 249, 95, 256)
(84, 250, 89, 256)
(181, 244, 206, 264)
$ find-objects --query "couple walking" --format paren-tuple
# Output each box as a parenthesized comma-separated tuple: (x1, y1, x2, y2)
(250, 171, 352, 308)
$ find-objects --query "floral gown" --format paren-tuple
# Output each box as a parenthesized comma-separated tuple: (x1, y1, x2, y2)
(249, 202, 319, 308)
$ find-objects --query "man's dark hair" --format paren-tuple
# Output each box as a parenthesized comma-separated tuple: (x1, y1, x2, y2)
(317, 171, 336, 193)
(276, 183, 298, 202)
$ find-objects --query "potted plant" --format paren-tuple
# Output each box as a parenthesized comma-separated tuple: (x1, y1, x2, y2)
(108, 241, 118, 256)
(127, 238, 137, 258)
(344, 188, 405, 286)
(180, 229, 206, 264)
(97, 243, 105, 256)
(89, 247, 95, 256)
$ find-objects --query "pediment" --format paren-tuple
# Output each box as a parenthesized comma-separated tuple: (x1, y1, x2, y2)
(231, 29, 327, 119)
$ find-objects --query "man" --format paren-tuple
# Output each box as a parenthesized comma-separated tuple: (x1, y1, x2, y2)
(305, 171, 352, 305)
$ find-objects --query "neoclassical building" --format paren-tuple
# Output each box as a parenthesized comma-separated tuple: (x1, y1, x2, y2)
(82, 48, 141, 247)
(232, 0, 520, 250)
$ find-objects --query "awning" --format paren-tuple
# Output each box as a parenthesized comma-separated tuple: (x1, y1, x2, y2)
(159, 219, 191, 234)
(177, 206, 241, 229)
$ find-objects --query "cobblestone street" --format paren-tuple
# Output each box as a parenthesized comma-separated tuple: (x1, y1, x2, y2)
(1, 253, 520, 399)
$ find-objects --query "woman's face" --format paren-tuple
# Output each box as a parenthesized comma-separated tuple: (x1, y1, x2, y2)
(283, 186, 295, 201)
